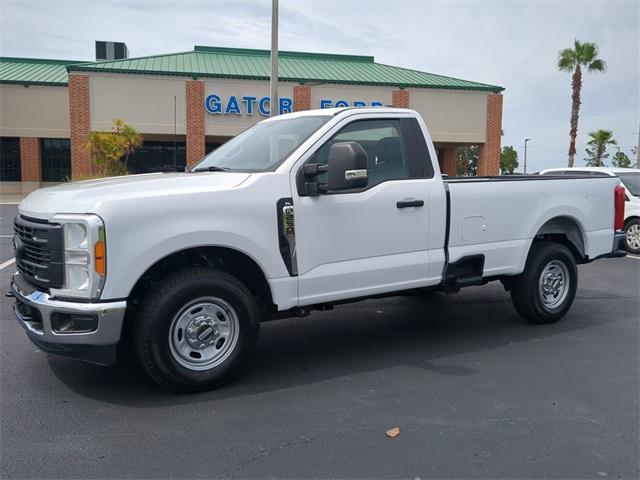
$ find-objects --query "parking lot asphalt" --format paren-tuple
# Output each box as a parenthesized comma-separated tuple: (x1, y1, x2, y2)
(1, 204, 638, 479)
(0, 204, 17, 264)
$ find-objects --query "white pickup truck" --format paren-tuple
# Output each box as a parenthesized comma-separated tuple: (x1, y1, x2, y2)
(9, 107, 627, 391)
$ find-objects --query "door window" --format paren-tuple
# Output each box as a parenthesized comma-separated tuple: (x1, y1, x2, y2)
(309, 119, 410, 189)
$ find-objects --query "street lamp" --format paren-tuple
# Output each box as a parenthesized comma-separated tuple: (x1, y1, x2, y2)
(524, 138, 531, 174)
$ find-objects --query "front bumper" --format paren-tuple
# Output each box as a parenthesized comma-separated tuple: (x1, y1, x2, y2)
(9, 273, 127, 365)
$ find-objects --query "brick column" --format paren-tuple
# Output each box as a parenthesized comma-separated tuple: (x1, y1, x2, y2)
(477, 93, 503, 176)
(392, 89, 410, 108)
(440, 147, 458, 176)
(293, 85, 311, 111)
(69, 74, 92, 179)
(20, 137, 42, 182)
(186, 80, 205, 167)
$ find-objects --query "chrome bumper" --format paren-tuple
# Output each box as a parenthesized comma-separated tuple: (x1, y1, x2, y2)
(9, 273, 127, 365)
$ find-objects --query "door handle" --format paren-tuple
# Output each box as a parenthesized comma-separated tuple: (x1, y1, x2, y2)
(396, 199, 425, 209)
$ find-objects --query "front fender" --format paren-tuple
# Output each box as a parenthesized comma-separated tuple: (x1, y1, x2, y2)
(105, 230, 284, 300)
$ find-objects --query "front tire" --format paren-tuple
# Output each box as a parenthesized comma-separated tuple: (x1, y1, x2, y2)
(510, 242, 577, 324)
(133, 267, 259, 392)
(624, 218, 640, 254)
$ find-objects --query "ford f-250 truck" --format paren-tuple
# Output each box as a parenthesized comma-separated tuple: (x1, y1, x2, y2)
(9, 107, 627, 391)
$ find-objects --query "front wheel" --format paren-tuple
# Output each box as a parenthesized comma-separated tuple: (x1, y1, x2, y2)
(624, 219, 640, 254)
(133, 267, 259, 392)
(510, 242, 578, 324)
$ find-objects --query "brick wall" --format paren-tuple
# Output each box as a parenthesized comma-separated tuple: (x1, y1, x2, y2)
(293, 85, 311, 111)
(19, 137, 41, 182)
(392, 89, 410, 108)
(186, 80, 205, 167)
(69, 74, 92, 178)
(440, 147, 458, 176)
(477, 93, 503, 176)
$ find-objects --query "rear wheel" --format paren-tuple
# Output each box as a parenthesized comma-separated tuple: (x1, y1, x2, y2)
(510, 242, 577, 324)
(624, 218, 640, 254)
(133, 267, 259, 392)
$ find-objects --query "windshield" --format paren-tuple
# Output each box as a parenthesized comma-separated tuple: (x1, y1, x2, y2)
(192, 115, 330, 172)
(619, 172, 640, 197)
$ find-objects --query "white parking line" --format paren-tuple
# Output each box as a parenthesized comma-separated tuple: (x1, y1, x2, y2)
(0, 235, 14, 238)
(0, 258, 15, 270)
(627, 255, 640, 261)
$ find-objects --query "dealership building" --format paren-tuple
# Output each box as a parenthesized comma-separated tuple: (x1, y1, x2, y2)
(0, 44, 504, 191)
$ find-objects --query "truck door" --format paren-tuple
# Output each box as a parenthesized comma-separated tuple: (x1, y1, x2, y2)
(291, 115, 436, 306)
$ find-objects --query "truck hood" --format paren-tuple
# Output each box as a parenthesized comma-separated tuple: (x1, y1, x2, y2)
(19, 172, 251, 219)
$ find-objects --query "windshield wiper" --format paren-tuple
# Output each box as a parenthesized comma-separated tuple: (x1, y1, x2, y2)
(192, 166, 230, 172)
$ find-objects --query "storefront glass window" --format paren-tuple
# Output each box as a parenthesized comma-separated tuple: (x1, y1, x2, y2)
(127, 141, 187, 174)
(41, 138, 71, 182)
(0, 137, 21, 181)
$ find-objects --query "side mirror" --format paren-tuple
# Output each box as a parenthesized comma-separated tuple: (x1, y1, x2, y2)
(327, 142, 368, 190)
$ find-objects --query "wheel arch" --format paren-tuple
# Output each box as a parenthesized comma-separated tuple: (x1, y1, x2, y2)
(530, 215, 587, 262)
(624, 215, 640, 227)
(127, 246, 276, 311)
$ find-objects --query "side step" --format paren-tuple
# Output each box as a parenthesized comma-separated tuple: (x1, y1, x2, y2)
(443, 255, 485, 292)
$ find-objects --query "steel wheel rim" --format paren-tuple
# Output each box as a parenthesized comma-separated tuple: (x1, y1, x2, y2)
(538, 260, 570, 310)
(169, 297, 240, 371)
(626, 224, 640, 250)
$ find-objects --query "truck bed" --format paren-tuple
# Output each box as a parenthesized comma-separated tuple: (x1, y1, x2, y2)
(444, 174, 619, 278)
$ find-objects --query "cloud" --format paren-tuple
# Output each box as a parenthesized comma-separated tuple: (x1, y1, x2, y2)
(1, 0, 638, 170)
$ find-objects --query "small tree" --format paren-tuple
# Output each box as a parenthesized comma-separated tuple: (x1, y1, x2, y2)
(612, 151, 631, 168)
(500, 146, 519, 174)
(456, 145, 478, 176)
(87, 118, 143, 177)
(584, 129, 616, 167)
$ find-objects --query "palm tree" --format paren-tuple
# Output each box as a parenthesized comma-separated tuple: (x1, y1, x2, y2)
(558, 40, 606, 167)
(585, 129, 616, 167)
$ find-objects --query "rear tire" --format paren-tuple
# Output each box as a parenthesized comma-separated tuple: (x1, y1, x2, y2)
(510, 242, 577, 324)
(624, 218, 640, 254)
(133, 267, 259, 392)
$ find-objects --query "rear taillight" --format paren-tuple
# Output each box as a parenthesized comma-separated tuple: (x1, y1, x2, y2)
(614, 184, 625, 231)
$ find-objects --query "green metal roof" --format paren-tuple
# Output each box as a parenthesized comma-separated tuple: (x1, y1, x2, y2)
(0, 57, 88, 86)
(67, 46, 504, 92)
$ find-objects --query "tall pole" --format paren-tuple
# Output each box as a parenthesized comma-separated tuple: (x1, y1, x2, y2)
(173, 94, 177, 171)
(636, 121, 639, 168)
(524, 138, 531, 174)
(270, 0, 279, 117)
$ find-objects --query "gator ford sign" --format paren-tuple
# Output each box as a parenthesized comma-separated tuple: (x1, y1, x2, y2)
(205, 94, 383, 116)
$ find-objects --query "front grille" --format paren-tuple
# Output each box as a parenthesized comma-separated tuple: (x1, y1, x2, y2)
(14, 216, 64, 289)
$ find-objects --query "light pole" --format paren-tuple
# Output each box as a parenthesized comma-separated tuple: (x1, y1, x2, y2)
(524, 138, 531, 174)
(270, 0, 279, 117)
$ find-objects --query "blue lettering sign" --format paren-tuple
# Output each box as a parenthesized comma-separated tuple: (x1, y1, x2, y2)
(242, 96, 257, 115)
(258, 97, 271, 116)
(205, 94, 222, 114)
(279, 97, 293, 114)
(205, 93, 381, 116)
(225, 95, 241, 115)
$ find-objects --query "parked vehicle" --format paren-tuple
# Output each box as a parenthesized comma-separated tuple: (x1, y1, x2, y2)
(540, 167, 640, 253)
(9, 107, 627, 391)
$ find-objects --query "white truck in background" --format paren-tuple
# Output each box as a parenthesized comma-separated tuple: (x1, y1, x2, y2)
(9, 107, 627, 391)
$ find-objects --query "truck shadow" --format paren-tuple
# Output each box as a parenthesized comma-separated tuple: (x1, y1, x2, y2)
(48, 284, 621, 407)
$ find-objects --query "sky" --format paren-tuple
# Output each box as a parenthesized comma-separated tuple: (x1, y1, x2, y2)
(1, 0, 638, 172)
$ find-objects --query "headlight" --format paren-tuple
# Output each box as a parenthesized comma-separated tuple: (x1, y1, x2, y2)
(51, 214, 106, 300)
